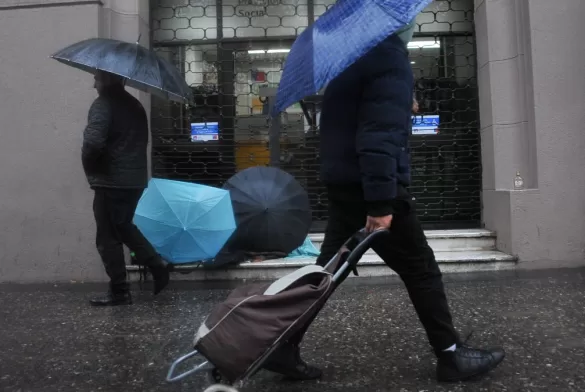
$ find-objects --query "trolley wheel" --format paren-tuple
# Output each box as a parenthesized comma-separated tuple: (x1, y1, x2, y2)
(202, 384, 239, 392)
(203, 370, 238, 392)
(205, 368, 228, 385)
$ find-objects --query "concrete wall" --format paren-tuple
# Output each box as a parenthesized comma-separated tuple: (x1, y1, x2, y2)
(0, 0, 150, 282)
(477, 0, 585, 268)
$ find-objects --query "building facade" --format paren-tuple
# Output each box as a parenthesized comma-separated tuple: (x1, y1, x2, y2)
(0, 0, 584, 282)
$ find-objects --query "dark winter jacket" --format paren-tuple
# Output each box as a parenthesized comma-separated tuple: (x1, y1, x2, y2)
(82, 86, 149, 189)
(319, 33, 413, 217)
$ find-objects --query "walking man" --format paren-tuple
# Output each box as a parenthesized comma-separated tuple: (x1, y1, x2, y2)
(263, 25, 505, 382)
(83, 70, 170, 306)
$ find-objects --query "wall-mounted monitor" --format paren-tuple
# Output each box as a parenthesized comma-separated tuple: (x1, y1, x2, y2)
(412, 115, 439, 135)
(191, 122, 219, 142)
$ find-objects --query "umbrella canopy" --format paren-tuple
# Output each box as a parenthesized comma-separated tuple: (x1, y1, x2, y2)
(134, 178, 236, 264)
(224, 167, 312, 254)
(273, 0, 432, 115)
(51, 38, 192, 103)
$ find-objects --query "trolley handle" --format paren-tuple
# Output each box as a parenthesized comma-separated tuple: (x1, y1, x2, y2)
(348, 228, 388, 254)
(348, 228, 388, 275)
(330, 228, 388, 281)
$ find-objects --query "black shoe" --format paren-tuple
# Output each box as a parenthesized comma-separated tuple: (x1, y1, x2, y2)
(89, 291, 132, 307)
(436, 343, 505, 382)
(149, 263, 170, 295)
(262, 344, 322, 381)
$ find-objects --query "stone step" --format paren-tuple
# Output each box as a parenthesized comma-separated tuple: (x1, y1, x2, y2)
(127, 250, 517, 281)
(126, 229, 516, 281)
(310, 229, 497, 252)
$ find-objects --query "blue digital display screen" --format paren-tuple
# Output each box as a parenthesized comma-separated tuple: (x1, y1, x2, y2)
(190, 122, 219, 142)
(412, 115, 439, 135)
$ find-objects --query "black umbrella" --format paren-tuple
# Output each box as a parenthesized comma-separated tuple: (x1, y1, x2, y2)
(224, 166, 312, 254)
(50, 38, 192, 103)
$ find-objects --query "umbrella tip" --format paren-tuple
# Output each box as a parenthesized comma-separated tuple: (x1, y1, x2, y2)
(136, 34, 142, 45)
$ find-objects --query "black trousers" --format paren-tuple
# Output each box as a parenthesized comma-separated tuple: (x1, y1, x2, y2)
(93, 188, 160, 291)
(290, 186, 459, 353)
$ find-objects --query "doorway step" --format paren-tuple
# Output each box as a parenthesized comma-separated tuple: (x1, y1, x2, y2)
(127, 229, 516, 281)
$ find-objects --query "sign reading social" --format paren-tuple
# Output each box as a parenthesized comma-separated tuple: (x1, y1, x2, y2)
(237, 0, 284, 17)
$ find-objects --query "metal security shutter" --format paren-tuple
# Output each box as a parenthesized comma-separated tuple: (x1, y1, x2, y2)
(410, 0, 480, 227)
(150, 0, 481, 230)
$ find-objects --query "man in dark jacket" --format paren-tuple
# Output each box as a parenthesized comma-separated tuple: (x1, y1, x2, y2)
(83, 71, 169, 306)
(263, 33, 505, 382)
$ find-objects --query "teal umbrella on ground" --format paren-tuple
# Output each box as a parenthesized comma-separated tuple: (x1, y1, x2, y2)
(134, 178, 236, 264)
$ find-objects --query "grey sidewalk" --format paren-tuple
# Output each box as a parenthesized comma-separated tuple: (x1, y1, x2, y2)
(2, 269, 585, 392)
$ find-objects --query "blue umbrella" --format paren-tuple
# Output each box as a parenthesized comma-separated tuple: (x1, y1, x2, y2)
(133, 178, 236, 264)
(273, 0, 432, 115)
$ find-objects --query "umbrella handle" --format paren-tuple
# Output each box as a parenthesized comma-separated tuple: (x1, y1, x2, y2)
(299, 100, 314, 126)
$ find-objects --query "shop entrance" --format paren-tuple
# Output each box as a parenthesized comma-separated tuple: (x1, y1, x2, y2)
(150, 0, 481, 230)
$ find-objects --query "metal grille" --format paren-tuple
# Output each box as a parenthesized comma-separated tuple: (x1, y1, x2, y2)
(150, 0, 481, 230)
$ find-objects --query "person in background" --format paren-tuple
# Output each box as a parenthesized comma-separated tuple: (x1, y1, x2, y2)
(262, 20, 506, 383)
(83, 70, 170, 306)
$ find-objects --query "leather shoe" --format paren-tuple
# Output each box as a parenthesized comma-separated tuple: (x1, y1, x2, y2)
(89, 291, 132, 307)
(149, 263, 170, 295)
(262, 343, 322, 380)
(437, 344, 505, 382)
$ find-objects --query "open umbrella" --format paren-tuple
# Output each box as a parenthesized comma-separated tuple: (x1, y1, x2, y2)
(224, 167, 312, 254)
(134, 178, 236, 264)
(273, 0, 432, 115)
(51, 38, 192, 103)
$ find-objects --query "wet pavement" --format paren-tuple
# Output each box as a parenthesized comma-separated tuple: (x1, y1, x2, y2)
(1, 268, 585, 392)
